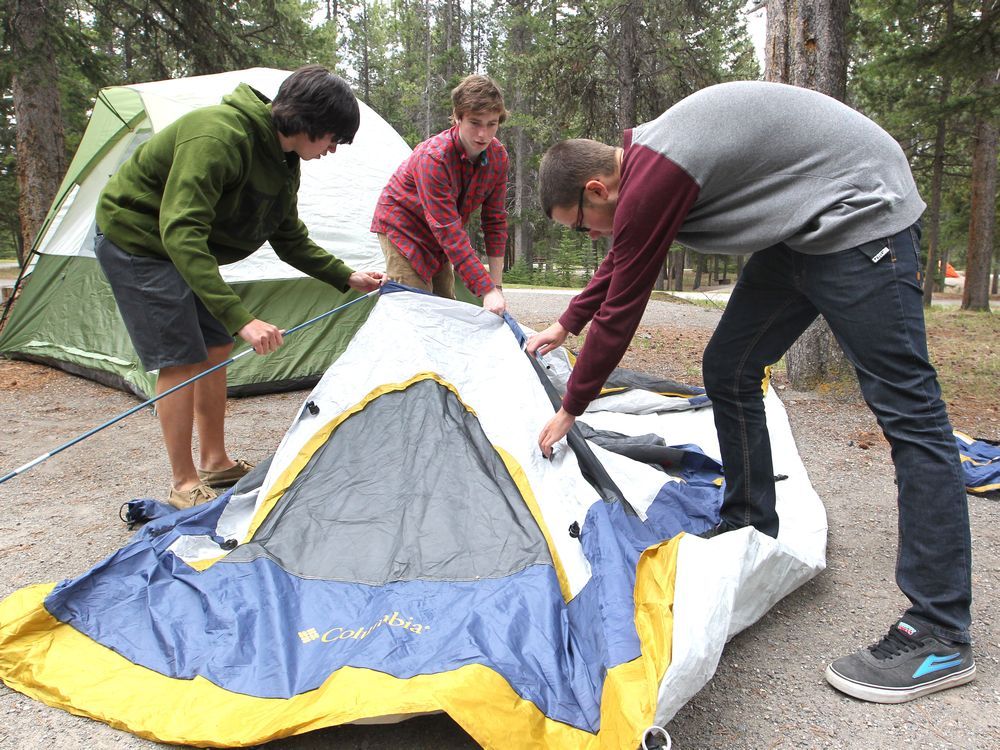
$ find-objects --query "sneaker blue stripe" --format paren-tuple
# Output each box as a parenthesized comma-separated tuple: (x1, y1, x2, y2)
(912, 653, 963, 679)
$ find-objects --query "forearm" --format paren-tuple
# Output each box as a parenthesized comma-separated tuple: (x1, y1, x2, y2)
(488, 255, 504, 287)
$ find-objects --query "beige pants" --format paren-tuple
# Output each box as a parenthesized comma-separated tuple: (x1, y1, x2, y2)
(377, 233, 456, 300)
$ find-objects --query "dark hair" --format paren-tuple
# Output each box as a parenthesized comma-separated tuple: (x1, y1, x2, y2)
(538, 139, 618, 217)
(271, 65, 360, 144)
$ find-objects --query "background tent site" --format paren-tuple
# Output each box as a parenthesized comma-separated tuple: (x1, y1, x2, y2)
(0, 68, 416, 398)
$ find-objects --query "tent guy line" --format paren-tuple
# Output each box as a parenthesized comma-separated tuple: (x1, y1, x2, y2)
(0, 288, 380, 486)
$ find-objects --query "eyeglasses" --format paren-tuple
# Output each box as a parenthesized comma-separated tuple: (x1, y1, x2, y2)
(573, 186, 589, 233)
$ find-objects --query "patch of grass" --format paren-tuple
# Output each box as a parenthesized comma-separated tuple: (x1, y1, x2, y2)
(614, 305, 997, 439)
(923, 308, 999, 438)
(657, 293, 728, 312)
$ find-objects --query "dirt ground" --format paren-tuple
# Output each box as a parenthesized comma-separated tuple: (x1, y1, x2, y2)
(0, 290, 997, 750)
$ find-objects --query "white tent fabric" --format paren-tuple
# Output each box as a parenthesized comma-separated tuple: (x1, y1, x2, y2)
(166, 289, 827, 719)
(35, 68, 409, 280)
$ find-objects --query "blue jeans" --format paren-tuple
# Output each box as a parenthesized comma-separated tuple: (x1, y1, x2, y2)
(702, 223, 972, 642)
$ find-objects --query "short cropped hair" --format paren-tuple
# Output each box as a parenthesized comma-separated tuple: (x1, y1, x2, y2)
(538, 139, 619, 218)
(271, 65, 360, 144)
(451, 75, 509, 124)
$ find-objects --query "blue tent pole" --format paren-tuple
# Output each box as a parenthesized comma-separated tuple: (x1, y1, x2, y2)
(0, 288, 380, 486)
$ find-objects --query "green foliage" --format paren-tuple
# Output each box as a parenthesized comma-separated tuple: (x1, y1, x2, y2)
(498, 229, 598, 288)
(2, 1, 995, 287)
(850, 0, 1000, 273)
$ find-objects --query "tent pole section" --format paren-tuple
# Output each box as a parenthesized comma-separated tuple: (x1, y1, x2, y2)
(0, 288, 380, 486)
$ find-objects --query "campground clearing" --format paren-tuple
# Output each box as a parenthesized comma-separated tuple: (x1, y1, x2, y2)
(0, 290, 996, 750)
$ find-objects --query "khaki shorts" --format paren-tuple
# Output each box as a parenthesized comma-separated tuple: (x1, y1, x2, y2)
(377, 234, 456, 300)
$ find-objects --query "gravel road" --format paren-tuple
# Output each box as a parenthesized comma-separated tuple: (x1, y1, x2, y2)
(0, 289, 996, 750)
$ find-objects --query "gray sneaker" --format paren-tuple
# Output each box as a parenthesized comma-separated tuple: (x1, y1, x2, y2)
(825, 619, 976, 704)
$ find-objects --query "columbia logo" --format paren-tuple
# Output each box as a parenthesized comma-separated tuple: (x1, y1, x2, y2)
(298, 628, 320, 644)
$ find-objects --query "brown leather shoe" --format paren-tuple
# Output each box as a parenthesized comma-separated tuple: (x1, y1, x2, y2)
(197, 459, 254, 488)
(167, 483, 218, 510)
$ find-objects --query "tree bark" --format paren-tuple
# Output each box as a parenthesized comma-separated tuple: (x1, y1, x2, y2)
(766, 0, 854, 393)
(509, 1, 531, 271)
(922, 82, 951, 305)
(784, 317, 857, 390)
(672, 248, 686, 291)
(358, 2, 372, 103)
(654, 260, 666, 292)
(922, 0, 954, 307)
(423, 0, 432, 139)
(617, 0, 641, 130)
(962, 69, 997, 312)
(9, 0, 67, 266)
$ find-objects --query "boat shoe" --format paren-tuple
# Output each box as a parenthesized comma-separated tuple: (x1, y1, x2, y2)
(197, 459, 255, 488)
(167, 482, 219, 510)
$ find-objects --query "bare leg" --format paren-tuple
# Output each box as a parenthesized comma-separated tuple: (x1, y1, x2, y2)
(156, 361, 208, 492)
(194, 342, 236, 473)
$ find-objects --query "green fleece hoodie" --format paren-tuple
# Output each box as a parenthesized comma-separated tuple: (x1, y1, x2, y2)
(96, 84, 354, 334)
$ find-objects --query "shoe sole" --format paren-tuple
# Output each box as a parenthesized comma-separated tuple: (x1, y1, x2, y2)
(198, 477, 240, 489)
(824, 663, 976, 704)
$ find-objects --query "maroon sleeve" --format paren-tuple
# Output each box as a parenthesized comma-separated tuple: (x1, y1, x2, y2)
(561, 147, 699, 416)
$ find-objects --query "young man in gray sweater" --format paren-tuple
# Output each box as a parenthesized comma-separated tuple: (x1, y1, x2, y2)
(527, 81, 974, 704)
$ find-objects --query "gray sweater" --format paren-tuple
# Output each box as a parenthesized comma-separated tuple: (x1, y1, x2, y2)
(558, 81, 925, 415)
(637, 80, 925, 256)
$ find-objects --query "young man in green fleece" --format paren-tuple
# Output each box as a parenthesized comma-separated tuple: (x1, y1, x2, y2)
(95, 65, 383, 510)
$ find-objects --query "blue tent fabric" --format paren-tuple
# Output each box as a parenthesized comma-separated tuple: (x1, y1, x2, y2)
(43, 468, 722, 730)
(956, 432, 1000, 498)
(119, 498, 174, 528)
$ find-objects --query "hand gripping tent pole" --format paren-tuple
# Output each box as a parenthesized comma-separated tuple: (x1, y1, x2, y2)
(0, 289, 380, 486)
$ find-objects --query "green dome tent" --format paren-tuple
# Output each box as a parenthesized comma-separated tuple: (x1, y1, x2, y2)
(0, 68, 411, 398)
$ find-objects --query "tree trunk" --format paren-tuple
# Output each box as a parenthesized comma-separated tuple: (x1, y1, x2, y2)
(962, 69, 997, 312)
(654, 261, 666, 292)
(766, 0, 854, 393)
(509, 1, 531, 271)
(784, 317, 857, 391)
(922, 80, 951, 306)
(617, 1, 641, 130)
(672, 248, 686, 291)
(468, 0, 477, 71)
(423, 0, 432, 139)
(694, 254, 706, 289)
(9, 0, 67, 266)
(922, 0, 954, 306)
(359, 3, 371, 103)
(441, 0, 457, 83)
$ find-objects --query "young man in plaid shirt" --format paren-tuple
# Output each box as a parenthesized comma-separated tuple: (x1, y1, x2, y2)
(371, 75, 509, 315)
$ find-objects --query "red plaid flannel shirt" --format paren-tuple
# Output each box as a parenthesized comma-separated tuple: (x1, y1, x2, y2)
(370, 126, 508, 297)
